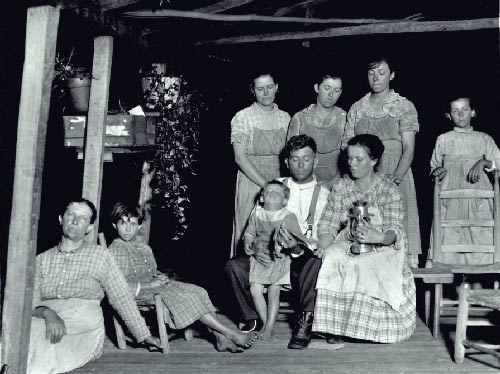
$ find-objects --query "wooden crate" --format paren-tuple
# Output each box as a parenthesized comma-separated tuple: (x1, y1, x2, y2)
(63, 114, 157, 148)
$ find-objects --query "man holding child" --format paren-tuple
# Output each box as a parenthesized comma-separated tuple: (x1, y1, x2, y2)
(225, 134, 330, 349)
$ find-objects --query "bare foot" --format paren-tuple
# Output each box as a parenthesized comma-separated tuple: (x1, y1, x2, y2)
(258, 327, 274, 341)
(229, 330, 257, 348)
(214, 332, 244, 353)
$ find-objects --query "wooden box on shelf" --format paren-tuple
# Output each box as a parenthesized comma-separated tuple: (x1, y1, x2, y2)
(63, 113, 158, 148)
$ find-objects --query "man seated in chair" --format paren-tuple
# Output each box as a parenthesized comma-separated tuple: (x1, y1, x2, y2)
(27, 198, 161, 374)
(225, 134, 331, 349)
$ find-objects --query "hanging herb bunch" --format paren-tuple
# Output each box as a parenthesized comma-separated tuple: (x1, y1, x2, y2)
(142, 66, 205, 240)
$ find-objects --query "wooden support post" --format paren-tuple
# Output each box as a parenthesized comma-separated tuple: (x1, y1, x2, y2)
(137, 160, 153, 244)
(82, 36, 113, 243)
(1, 6, 59, 374)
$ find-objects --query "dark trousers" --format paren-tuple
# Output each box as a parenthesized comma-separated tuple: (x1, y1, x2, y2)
(224, 252, 321, 322)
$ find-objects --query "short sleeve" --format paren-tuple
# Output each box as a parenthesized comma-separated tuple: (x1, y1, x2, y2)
(287, 114, 301, 140)
(399, 100, 419, 133)
(230, 111, 250, 150)
(342, 103, 357, 149)
(483, 133, 500, 168)
(430, 135, 444, 170)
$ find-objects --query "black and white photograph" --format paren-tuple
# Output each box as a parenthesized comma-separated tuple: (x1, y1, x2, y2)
(0, 1, 499, 373)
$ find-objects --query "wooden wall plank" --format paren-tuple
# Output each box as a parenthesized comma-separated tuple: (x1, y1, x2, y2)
(82, 36, 113, 243)
(0, 6, 60, 374)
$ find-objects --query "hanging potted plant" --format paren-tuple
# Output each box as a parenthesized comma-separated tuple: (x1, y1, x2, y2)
(142, 66, 205, 239)
(53, 50, 91, 113)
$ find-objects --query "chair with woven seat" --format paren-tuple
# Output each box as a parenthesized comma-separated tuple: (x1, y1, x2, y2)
(422, 171, 500, 337)
(454, 282, 500, 364)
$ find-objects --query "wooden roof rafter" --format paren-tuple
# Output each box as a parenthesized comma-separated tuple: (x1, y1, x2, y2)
(197, 17, 499, 45)
(121, 9, 406, 25)
(273, 0, 329, 16)
(100, 0, 143, 11)
(193, 0, 260, 14)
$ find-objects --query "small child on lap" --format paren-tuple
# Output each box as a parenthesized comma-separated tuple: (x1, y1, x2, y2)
(244, 181, 304, 340)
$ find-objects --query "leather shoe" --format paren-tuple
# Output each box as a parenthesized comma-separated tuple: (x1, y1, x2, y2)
(288, 311, 314, 349)
(326, 334, 344, 344)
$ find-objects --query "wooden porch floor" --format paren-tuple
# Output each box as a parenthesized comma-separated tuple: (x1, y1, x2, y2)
(74, 313, 500, 374)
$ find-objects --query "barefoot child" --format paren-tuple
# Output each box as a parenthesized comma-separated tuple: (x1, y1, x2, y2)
(109, 202, 256, 352)
(244, 181, 305, 339)
(430, 95, 500, 265)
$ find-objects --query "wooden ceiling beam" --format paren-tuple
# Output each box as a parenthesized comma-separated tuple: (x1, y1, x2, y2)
(193, 0, 259, 14)
(121, 9, 394, 24)
(197, 18, 498, 45)
(273, 0, 329, 17)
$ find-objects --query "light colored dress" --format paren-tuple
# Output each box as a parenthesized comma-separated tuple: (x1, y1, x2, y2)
(245, 206, 303, 285)
(343, 90, 421, 266)
(314, 176, 416, 343)
(430, 127, 500, 265)
(287, 105, 347, 182)
(231, 102, 290, 257)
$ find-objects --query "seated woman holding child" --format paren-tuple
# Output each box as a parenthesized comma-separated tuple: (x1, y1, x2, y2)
(313, 134, 416, 346)
(108, 202, 256, 353)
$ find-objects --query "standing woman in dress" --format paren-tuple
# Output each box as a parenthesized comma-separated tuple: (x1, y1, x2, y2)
(342, 57, 421, 267)
(287, 74, 346, 190)
(231, 70, 290, 257)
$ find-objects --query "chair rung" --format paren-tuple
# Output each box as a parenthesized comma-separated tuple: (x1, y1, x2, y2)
(452, 263, 500, 273)
(442, 244, 495, 253)
(463, 340, 500, 358)
(440, 189, 494, 199)
(441, 219, 493, 227)
(465, 320, 497, 326)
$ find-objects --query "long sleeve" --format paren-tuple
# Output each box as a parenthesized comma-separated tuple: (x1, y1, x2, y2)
(32, 258, 42, 309)
(381, 184, 405, 240)
(283, 213, 308, 243)
(317, 184, 345, 237)
(109, 241, 140, 294)
(99, 251, 151, 342)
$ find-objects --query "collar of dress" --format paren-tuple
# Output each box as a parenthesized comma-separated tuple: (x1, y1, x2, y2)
(359, 90, 401, 108)
(453, 126, 474, 133)
(252, 101, 279, 114)
(57, 240, 85, 253)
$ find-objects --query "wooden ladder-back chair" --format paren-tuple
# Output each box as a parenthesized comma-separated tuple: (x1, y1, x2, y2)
(423, 171, 500, 337)
(454, 282, 500, 364)
(98, 233, 193, 354)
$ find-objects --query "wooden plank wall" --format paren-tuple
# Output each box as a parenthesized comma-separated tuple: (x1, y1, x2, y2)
(82, 36, 113, 243)
(0, 6, 60, 374)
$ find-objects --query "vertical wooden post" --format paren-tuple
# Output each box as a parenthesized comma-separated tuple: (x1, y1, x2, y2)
(432, 178, 442, 263)
(137, 160, 153, 244)
(1, 6, 59, 374)
(82, 36, 113, 243)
